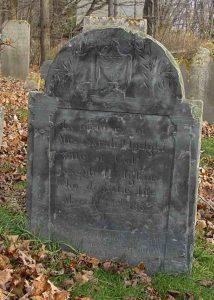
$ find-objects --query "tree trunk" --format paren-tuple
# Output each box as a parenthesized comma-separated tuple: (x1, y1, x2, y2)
(40, 0, 50, 64)
(108, 0, 114, 17)
(144, 0, 153, 35)
(114, 0, 118, 17)
(10, 0, 17, 20)
(134, 0, 137, 18)
(0, 0, 8, 27)
(208, 0, 214, 37)
(153, 0, 159, 36)
(199, 0, 205, 38)
(144, 0, 159, 36)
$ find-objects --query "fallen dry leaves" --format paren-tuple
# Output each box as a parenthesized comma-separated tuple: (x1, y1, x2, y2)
(0, 233, 162, 300)
(0, 77, 28, 208)
(199, 167, 214, 201)
(0, 235, 70, 299)
(202, 121, 214, 138)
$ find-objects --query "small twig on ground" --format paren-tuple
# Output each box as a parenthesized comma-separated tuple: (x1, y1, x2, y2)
(199, 195, 214, 211)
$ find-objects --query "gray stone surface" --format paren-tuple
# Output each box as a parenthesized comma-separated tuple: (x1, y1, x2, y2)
(1, 20, 30, 80)
(24, 79, 39, 91)
(27, 27, 202, 274)
(180, 48, 214, 123)
(0, 106, 3, 146)
(40, 60, 53, 80)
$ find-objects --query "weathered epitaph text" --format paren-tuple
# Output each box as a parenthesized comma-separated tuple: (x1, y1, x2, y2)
(27, 28, 202, 274)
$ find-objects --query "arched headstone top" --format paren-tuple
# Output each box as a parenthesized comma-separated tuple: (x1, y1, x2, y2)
(45, 27, 186, 114)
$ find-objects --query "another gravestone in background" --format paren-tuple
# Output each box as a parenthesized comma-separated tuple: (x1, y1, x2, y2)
(180, 48, 214, 123)
(83, 16, 147, 32)
(28, 27, 202, 274)
(1, 21, 30, 80)
(0, 107, 3, 146)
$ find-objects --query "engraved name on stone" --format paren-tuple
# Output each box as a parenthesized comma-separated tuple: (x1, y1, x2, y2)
(51, 114, 172, 225)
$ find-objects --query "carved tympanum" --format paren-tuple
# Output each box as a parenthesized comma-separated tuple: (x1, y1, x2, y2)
(45, 28, 182, 109)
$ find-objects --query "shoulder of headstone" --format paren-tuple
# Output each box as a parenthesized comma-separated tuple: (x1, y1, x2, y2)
(184, 99, 203, 123)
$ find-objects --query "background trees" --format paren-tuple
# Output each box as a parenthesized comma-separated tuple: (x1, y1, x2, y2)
(40, 0, 50, 63)
(0, 0, 213, 64)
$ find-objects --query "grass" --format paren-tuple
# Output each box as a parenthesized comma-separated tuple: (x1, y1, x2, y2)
(13, 180, 27, 191)
(201, 137, 214, 157)
(72, 270, 146, 300)
(153, 237, 214, 300)
(16, 165, 27, 175)
(0, 162, 14, 173)
(0, 206, 25, 235)
(201, 137, 214, 167)
(0, 207, 214, 299)
(16, 108, 28, 121)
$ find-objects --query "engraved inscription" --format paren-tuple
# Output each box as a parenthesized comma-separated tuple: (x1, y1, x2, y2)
(50, 110, 175, 234)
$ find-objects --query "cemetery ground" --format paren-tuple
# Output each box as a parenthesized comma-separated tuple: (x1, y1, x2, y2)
(0, 76, 214, 300)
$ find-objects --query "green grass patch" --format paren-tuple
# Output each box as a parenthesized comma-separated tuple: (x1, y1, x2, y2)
(152, 237, 214, 300)
(16, 165, 27, 175)
(0, 162, 14, 173)
(72, 269, 145, 300)
(201, 137, 214, 157)
(0, 206, 26, 235)
(16, 108, 28, 121)
(201, 137, 214, 167)
(13, 181, 27, 191)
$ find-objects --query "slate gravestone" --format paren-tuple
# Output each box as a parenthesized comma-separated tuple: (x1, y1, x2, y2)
(1, 20, 30, 80)
(40, 60, 53, 80)
(27, 27, 202, 274)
